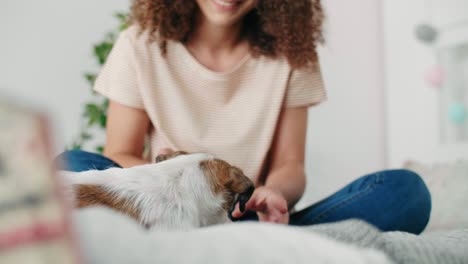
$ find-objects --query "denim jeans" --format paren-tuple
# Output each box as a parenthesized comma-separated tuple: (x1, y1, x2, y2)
(56, 150, 432, 234)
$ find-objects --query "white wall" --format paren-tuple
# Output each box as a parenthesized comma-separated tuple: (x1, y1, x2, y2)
(1, 0, 387, 208)
(301, 0, 386, 207)
(1, 0, 130, 152)
(383, 0, 468, 168)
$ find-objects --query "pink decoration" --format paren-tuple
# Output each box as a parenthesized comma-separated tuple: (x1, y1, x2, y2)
(424, 66, 445, 87)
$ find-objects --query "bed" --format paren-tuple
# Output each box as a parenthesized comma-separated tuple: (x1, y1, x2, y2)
(73, 207, 468, 264)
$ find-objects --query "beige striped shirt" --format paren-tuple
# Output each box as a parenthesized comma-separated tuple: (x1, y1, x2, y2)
(95, 26, 326, 182)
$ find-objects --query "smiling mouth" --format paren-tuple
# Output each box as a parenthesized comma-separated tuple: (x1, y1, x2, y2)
(212, 0, 242, 11)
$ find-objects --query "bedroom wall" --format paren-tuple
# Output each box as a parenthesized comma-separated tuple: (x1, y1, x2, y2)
(0, 0, 130, 151)
(383, 0, 468, 168)
(0, 0, 387, 208)
(301, 0, 386, 207)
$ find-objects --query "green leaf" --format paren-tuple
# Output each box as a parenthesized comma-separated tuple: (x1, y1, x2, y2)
(84, 73, 97, 86)
(115, 12, 129, 31)
(115, 12, 127, 22)
(84, 103, 102, 126)
(103, 98, 110, 110)
(84, 103, 100, 116)
(80, 132, 92, 140)
(70, 143, 82, 150)
(99, 99, 109, 128)
(99, 114, 107, 128)
(119, 22, 129, 32)
(106, 32, 116, 42)
(94, 42, 114, 65)
(95, 145, 105, 153)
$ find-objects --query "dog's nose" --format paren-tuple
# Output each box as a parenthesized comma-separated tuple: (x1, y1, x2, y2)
(238, 185, 255, 213)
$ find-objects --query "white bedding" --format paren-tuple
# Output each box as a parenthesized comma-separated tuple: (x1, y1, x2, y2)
(72, 207, 393, 264)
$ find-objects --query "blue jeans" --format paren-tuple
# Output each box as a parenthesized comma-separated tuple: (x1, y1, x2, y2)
(56, 150, 432, 234)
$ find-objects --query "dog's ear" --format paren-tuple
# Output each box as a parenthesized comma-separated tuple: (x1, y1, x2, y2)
(155, 151, 189, 163)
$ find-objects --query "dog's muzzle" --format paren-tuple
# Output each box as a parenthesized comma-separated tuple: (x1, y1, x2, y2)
(230, 185, 255, 218)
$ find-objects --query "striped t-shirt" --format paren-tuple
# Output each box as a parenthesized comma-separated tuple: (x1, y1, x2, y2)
(94, 25, 326, 183)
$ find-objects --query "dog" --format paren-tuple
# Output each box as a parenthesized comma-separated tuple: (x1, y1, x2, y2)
(60, 152, 255, 231)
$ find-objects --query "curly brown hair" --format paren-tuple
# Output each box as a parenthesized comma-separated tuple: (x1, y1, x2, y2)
(130, 0, 324, 69)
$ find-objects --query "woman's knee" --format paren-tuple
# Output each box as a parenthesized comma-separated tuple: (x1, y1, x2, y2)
(54, 150, 120, 172)
(56, 149, 89, 161)
(382, 169, 431, 203)
(55, 150, 86, 170)
(380, 169, 432, 233)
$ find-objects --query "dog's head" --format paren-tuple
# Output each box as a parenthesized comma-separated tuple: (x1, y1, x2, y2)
(155, 151, 255, 217)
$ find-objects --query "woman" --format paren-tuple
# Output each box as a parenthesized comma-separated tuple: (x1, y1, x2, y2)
(58, 0, 431, 234)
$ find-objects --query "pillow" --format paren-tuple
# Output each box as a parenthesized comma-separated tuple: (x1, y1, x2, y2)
(404, 160, 468, 232)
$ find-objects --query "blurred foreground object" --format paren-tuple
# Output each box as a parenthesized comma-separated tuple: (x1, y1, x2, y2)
(0, 102, 80, 264)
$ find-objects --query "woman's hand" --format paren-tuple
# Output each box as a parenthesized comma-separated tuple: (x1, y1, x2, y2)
(232, 186, 289, 224)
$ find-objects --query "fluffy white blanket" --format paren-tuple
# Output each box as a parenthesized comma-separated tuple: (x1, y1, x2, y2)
(72, 207, 392, 264)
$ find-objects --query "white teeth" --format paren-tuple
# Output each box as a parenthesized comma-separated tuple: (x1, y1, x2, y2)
(214, 0, 236, 7)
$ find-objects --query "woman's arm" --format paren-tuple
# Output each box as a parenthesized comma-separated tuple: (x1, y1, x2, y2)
(231, 107, 308, 223)
(264, 106, 308, 209)
(103, 100, 151, 167)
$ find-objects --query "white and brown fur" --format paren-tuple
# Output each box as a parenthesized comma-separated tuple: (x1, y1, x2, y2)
(60, 152, 254, 231)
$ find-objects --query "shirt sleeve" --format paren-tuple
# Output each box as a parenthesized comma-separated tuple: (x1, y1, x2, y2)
(94, 29, 144, 109)
(284, 64, 327, 108)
